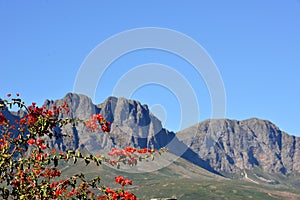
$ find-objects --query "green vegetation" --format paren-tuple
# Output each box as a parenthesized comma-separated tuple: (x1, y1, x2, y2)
(62, 153, 300, 200)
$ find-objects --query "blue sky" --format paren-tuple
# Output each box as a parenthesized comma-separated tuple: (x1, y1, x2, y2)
(1, 1, 300, 135)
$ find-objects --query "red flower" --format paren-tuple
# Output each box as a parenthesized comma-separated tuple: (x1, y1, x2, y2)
(40, 144, 47, 149)
(65, 107, 69, 115)
(137, 148, 147, 154)
(101, 126, 110, 132)
(11, 180, 20, 187)
(19, 117, 26, 125)
(112, 192, 118, 199)
(11, 125, 16, 130)
(115, 176, 133, 187)
(7, 94, 11, 98)
(55, 187, 62, 197)
(36, 137, 43, 145)
(125, 179, 133, 185)
(34, 169, 41, 175)
(27, 138, 35, 145)
(67, 188, 77, 197)
(0, 113, 8, 125)
(123, 191, 137, 200)
(96, 114, 104, 121)
(125, 146, 136, 153)
(47, 110, 53, 116)
(36, 153, 43, 161)
(115, 176, 125, 184)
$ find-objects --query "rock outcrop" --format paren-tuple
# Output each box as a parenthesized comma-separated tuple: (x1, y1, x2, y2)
(178, 118, 300, 175)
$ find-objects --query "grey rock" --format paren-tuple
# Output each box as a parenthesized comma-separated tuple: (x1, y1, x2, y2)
(43, 93, 167, 153)
(178, 118, 300, 175)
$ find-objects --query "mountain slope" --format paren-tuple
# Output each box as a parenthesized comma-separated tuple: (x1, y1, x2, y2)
(60, 153, 300, 200)
(178, 118, 300, 176)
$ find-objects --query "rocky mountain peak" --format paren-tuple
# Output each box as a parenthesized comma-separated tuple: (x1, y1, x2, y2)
(44, 92, 97, 119)
(41, 93, 166, 153)
(179, 118, 300, 175)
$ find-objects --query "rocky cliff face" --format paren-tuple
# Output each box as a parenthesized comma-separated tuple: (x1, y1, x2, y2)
(178, 118, 300, 175)
(42, 93, 173, 154)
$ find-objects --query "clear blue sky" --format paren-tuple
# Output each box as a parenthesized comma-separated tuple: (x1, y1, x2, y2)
(1, 1, 300, 135)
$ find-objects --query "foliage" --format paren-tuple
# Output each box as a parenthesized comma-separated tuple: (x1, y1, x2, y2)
(0, 94, 163, 199)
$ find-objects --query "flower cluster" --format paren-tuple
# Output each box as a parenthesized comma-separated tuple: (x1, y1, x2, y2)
(109, 147, 154, 156)
(107, 146, 157, 166)
(86, 113, 111, 132)
(8, 97, 71, 138)
(115, 176, 133, 187)
(104, 188, 137, 200)
(27, 137, 48, 149)
(98, 176, 136, 200)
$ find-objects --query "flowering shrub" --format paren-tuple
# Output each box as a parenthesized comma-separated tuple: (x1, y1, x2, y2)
(0, 94, 163, 199)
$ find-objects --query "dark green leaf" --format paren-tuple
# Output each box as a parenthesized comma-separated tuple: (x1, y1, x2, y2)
(53, 155, 58, 167)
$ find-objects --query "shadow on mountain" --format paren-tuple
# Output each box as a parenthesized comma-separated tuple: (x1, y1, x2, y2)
(152, 129, 222, 176)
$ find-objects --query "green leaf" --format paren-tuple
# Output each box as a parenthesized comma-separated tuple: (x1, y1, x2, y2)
(84, 158, 90, 165)
(67, 150, 75, 155)
(77, 151, 82, 158)
(73, 157, 77, 164)
(53, 155, 58, 167)
(92, 156, 99, 163)
(43, 189, 48, 197)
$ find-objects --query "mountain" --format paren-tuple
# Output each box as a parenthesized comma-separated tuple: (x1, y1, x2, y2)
(42, 93, 174, 153)
(4, 93, 300, 186)
(42, 93, 219, 174)
(42, 93, 300, 180)
(178, 118, 300, 176)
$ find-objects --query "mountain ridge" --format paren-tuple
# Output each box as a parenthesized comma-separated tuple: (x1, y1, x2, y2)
(4, 93, 300, 186)
(43, 93, 300, 176)
(178, 118, 300, 175)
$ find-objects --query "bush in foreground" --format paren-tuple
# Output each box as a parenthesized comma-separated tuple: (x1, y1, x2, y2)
(0, 94, 163, 199)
